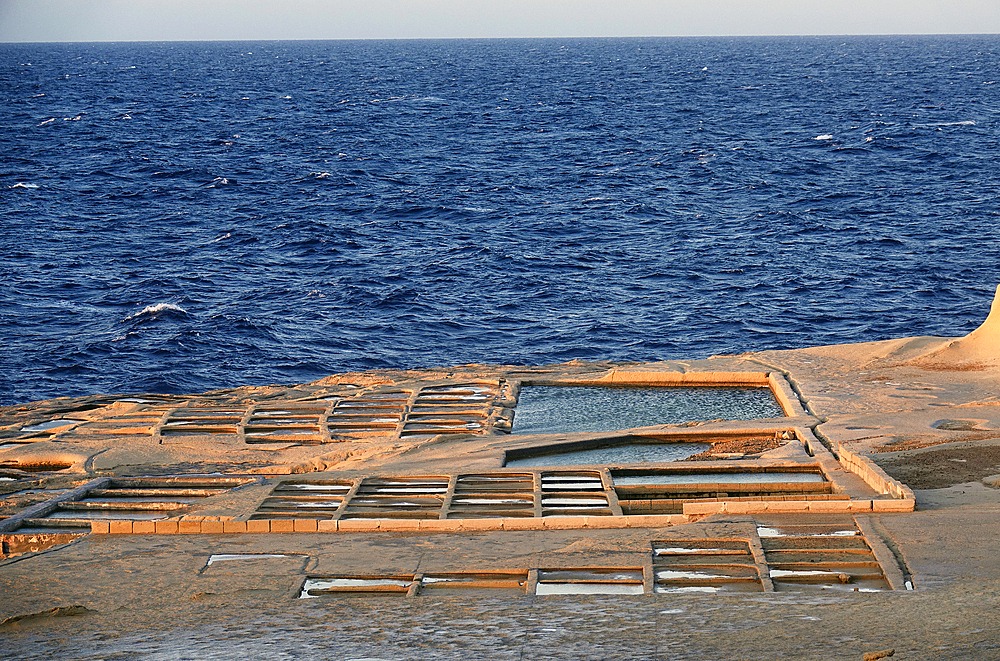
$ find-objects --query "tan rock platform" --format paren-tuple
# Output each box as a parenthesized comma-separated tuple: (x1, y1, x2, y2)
(2, 292, 1000, 659)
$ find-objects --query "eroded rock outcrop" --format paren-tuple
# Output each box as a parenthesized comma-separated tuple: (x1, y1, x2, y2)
(911, 284, 1000, 369)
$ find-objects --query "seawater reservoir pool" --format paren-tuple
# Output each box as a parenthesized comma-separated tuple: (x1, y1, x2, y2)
(511, 386, 784, 435)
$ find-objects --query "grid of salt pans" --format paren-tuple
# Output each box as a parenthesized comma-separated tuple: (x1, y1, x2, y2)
(652, 539, 763, 593)
(758, 523, 890, 592)
(299, 568, 646, 598)
(252, 471, 614, 521)
(148, 382, 510, 444)
(298, 524, 895, 597)
(13, 476, 255, 534)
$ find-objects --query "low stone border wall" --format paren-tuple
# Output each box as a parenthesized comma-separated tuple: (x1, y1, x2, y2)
(683, 498, 912, 516)
(86, 492, 915, 534)
(767, 372, 809, 417)
(89, 514, 690, 535)
(547, 370, 773, 387)
(836, 443, 916, 502)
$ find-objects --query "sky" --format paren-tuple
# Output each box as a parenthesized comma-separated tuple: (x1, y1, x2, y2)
(1, 0, 999, 42)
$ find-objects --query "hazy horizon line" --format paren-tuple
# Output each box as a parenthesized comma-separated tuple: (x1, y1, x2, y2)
(3, 31, 998, 46)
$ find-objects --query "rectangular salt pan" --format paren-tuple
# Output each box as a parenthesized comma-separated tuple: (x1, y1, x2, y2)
(300, 577, 411, 598)
(20, 419, 86, 432)
(757, 526, 859, 538)
(613, 472, 826, 486)
(535, 583, 645, 595)
(505, 442, 711, 468)
(206, 554, 293, 566)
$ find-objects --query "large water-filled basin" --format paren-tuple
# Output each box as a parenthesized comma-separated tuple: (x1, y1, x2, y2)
(511, 386, 783, 435)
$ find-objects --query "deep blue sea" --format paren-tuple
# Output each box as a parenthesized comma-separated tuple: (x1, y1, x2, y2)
(2, 36, 1000, 406)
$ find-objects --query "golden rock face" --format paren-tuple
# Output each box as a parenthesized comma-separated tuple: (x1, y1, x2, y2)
(4, 338, 1000, 656)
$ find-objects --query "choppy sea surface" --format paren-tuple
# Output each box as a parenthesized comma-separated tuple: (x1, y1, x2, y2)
(2, 36, 999, 406)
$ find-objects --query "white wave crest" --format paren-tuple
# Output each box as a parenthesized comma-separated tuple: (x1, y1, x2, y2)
(11, 182, 39, 189)
(814, 134, 834, 140)
(123, 303, 188, 322)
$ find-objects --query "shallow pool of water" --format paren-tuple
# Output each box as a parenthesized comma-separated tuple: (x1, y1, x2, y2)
(506, 441, 711, 467)
(535, 582, 645, 595)
(19, 418, 86, 432)
(612, 472, 826, 486)
(300, 577, 411, 598)
(46, 510, 167, 520)
(757, 525, 859, 538)
(511, 386, 783, 435)
(206, 554, 295, 566)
